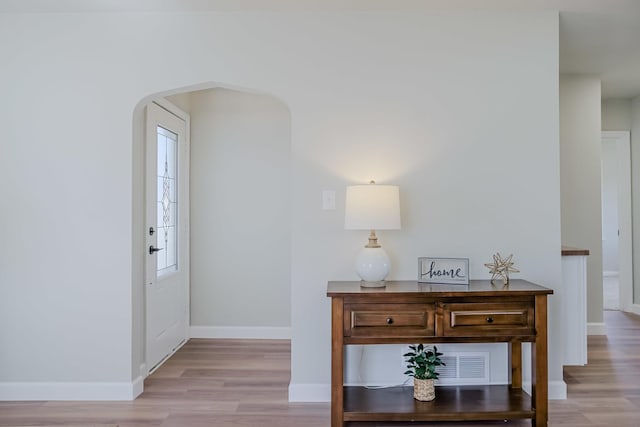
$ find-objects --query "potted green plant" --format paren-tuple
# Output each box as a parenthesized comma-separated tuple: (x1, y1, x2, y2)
(403, 344, 445, 401)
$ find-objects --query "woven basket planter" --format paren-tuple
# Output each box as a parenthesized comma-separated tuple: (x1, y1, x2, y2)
(413, 378, 435, 401)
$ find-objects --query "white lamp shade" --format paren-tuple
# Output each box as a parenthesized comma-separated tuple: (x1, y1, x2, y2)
(344, 184, 401, 230)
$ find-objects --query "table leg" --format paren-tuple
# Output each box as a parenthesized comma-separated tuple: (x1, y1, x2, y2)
(510, 341, 522, 389)
(532, 295, 548, 426)
(331, 297, 344, 427)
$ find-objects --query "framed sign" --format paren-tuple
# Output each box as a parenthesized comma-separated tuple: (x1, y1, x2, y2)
(418, 257, 469, 285)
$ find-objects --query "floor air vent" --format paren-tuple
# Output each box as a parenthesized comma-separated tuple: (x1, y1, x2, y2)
(437, 352, 490, 385)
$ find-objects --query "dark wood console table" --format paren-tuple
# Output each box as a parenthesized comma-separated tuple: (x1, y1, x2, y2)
(327, 280, 553, 426)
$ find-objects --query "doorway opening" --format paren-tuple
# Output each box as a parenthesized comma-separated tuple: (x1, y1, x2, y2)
(133, 84, 292, 387)
(600, 131, 632, 312)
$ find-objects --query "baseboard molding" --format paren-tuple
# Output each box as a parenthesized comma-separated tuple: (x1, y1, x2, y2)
(189, 326, 291, 339)
(0, 380, 140, 401)
(603, 271, 619, 277)
(131, 375, 144, 399)
(288, 383, 331, 402)
(587, 322, 607, 335)
(522, 380, 566, 400)
(629, 304, 640, 316)
(548, 380, 567, 400)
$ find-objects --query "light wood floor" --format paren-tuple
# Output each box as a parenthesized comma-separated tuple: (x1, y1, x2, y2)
(1, 310, 639, 426)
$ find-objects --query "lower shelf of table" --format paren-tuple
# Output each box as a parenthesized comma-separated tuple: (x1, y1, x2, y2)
(343, 385, 534, 422)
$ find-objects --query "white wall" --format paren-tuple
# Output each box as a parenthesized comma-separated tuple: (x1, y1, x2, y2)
(559, 76, 603, 325)
(188, 88, 291, 332)
(287, 11, 564, 399)
(602, 99, 632, 131)
(0, 9, 563, 400)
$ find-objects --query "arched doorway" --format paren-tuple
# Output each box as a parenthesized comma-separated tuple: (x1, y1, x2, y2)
(131, 84, 292, 393)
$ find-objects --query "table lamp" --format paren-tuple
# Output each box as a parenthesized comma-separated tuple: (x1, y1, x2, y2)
(344, 181, 401, 287)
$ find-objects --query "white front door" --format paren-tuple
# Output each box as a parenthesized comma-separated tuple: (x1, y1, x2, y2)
(145, 101, 190, 373)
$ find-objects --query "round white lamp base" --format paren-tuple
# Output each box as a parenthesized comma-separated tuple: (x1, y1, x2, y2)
(355, 247, 391, 287)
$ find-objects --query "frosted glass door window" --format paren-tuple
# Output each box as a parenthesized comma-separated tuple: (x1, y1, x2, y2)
(157, 126, 178, 275)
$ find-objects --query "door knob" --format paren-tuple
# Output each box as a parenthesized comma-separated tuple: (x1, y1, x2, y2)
(149, 245, 164, 255)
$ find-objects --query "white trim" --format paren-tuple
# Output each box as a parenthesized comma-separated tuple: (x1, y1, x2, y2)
(629, 304, 640, 316)
(0, 381, 140, 401)
(189, 326, 291, 340)
(548, 380, 568, 400)
(587, 322, 606, 335)
(153, 97, 190, 122)
(131, 375, 144, 399)
(288, 383, 331, 402)
(603, 270, 619, 277)
(522, 380, 567, 400)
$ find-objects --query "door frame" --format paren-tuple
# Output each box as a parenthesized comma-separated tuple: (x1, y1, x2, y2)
(601, 131, 633, 312)
(145, 98, 191, 375)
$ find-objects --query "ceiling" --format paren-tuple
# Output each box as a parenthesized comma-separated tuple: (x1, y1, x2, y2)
(2, 0, 640, 98)
(556, 0, 640, 99)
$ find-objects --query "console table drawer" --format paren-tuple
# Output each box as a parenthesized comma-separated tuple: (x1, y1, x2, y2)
(345, 303, 435, 338)
(442, 302, 534, 336)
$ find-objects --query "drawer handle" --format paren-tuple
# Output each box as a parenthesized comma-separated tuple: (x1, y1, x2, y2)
(486, 317, 494, 324)
(386, 317, 394, 325)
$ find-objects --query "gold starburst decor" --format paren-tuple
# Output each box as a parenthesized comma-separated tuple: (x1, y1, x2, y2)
(484, 253, 519, 285)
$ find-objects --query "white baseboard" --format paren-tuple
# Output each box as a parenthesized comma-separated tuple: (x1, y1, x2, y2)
(522, 380, 566, 400)
(603, 271, 619, 277)
(0, 381, 140, 401)
(587, 322, 606, 335)
(131, 375, 144, 399)
(288, 383, 331, 402)
(629, 304, 640, 316)
(189, 326, 291, 339)
(548, 380, 567, 400)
